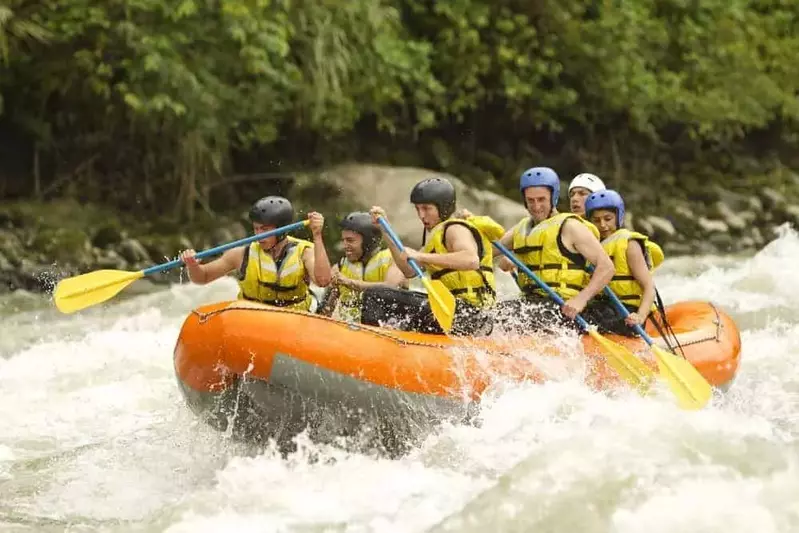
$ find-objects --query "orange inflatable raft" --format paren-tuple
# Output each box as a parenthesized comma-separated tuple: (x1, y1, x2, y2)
(173, 299, 741, 451)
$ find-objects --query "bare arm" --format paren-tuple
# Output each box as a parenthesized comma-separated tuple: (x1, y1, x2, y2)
(302, 241, 332, 288)
(563, 219, 614, 303)
(627, 241, 656, 318)
(369, 207, 417, 278)
(182, 247, 243, 285)
(412, 224, 480, 271)
(385, 263, 410, 289)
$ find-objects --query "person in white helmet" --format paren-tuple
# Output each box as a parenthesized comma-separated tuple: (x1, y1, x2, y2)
(568, 173, 605, 217)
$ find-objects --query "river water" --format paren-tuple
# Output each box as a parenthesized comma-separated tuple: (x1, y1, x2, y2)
(1, 226, 798, 532)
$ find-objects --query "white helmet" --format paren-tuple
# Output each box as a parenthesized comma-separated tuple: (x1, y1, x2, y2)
(569, 173, 606, 193)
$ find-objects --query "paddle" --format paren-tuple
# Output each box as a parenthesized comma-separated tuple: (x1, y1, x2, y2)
(590, 274, 713, 410)
(53, 220, 310, 314)
(492, 240, 656, 392)
(376, 216, 456, 333)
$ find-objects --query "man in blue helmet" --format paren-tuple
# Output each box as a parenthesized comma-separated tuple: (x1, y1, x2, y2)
(494, 167, 615, 333)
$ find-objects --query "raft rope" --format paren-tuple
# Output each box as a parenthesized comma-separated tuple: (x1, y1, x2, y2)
(191, 298, 722, 351)
(192, 303, 450, 349)
(646, 289, 685, 356)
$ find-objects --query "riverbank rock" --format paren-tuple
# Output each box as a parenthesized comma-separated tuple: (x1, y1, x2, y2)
(3, 163, 799, 296)
(321, 163, 527, 247)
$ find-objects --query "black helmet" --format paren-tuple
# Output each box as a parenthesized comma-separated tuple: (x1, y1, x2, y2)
(249, 196, 294, 227)
(410, 177, 456, 220)
(340, 212, 381, 260)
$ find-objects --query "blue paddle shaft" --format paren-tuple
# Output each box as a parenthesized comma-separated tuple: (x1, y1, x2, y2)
(377, 216, 425, 279)
(492, 240, 589, 330)
(585, 264, 654, 345)
(140, 220, 308, 277)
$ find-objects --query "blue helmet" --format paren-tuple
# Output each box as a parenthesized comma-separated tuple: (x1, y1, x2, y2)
(519, 167, 560, 208)
(585, 189, 625, 228)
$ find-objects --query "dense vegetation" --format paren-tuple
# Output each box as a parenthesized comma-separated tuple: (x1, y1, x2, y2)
(2, 0, 799, 221)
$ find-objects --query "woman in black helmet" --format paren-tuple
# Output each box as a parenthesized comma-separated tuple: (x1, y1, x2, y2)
(179, 196, 333, 310)
(317, 212, 407, 320)
(362, 177, 497, 336)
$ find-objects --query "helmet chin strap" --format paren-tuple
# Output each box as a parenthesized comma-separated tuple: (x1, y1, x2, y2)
(264, 234, 287, 255)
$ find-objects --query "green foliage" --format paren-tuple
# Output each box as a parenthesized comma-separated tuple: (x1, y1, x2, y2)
(2, 0, 799, 218)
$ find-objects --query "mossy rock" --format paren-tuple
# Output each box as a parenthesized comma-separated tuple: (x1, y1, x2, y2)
(92, 222, 125, 248)
(0, 229, 24, 266)
(139, 234, 194, 263)
(31, 227, 93, 265)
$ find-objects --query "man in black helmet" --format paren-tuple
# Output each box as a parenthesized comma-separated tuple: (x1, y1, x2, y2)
(318, 212, 407, 321)
(362, 177, 498, 336)
(179, 196, 333, 310)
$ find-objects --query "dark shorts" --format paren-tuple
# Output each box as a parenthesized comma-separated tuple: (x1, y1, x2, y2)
(360, 286, 493, 337)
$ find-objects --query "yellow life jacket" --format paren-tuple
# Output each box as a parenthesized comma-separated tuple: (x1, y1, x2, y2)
(511, 212, 600, 299)
(237, 236, 313, 310)
(421, 218, 497, 308)
(337, 248, 393, 322)
(600, 229, 664, 307)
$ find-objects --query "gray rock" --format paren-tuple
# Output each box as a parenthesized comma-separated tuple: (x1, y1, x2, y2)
(747, 196, 764, 212)
(634, 215, 654, 236)
(738, 236, 757, 251)
(714, 202, 747, 232)
(697, 217, 728, 234)
(738, 210, 757, 225)
(0, 251, 12, 271)
(92, 224, 125, 248)
(0, 229, 24, 266)
(711, 186, 749, 210)
(321, 164, 528, 247)
(663, 241, 694, 256)
(708, 232, 733, 251)
(750, 226, 765, 246)
(96, 249, 128, 270)
(117, 238, 151, 264)
(784, 205, 799, 226)
(623, 210, 635, 231)
(760, 187, 785, 210)
(646, 216, 677, 237)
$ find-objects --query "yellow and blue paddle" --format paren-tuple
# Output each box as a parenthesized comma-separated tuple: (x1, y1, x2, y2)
(53, 220, 309, 314)
(492, 240, 656, 393)
(377, 216, 456, 332)
(589, 269, 713, 410)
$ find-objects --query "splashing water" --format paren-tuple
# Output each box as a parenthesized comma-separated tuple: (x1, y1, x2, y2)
(2, 228, 799, 532)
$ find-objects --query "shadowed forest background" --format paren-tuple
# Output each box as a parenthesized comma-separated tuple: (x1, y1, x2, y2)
(2, 0, 799, 291)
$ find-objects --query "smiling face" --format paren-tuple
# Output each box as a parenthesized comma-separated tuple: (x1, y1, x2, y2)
(589, 209, 618, 239)
(569, 187, 592, 216)
(414, 203, 441, 230)
(341, 230, 364, 262)
(523, 186, 553, 223)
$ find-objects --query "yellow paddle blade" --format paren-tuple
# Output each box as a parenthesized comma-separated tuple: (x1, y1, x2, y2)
(587, 328, 656, 393)
(54, 269, 145, 314)
(651, 344, 713, 410)
(420, 278, 456, 333)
